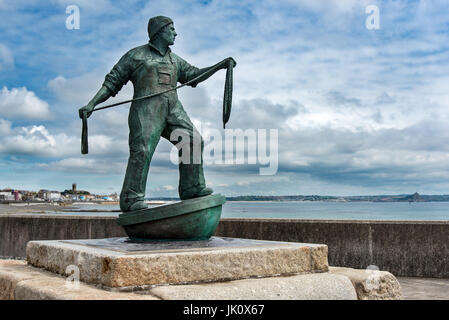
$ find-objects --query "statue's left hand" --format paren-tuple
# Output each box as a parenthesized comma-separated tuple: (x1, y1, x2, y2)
(78, 102, 95, 119)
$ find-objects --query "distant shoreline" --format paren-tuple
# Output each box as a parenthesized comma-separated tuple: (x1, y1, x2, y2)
(3, 192, 449, 205)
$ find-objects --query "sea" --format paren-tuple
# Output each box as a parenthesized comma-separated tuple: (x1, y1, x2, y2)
(54, 201, 449, 221)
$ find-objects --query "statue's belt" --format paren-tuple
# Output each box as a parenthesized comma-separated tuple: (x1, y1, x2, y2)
(81, 60, 233, 155)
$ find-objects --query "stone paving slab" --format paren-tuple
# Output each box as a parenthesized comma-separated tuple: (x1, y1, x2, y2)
(149, 273, 357, 300)
(398, 277, 449, 300)
(0, 260, 158, 300)
(0, 260, 355, 300)
(26, 237, 328, 289)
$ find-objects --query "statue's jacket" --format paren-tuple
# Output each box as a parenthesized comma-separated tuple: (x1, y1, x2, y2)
(103, 42, 200, 101)
(101, 41, 203, 144)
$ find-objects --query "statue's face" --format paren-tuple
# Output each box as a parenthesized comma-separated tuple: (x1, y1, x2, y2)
(160, 23, 177, 46)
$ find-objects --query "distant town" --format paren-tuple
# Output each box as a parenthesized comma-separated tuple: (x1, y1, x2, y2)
(2, 184, 448, 204)
(0, 183, 118, 203)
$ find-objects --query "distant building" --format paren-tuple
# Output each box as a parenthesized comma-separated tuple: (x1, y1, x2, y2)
(38, 190, 61, 201)
(78, 194, 94, 201)
(21, 191, 37, 201)
(0, 190, 14, 201)
(48, 192, 61, 201)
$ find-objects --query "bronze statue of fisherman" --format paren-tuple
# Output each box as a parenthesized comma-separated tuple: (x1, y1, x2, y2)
(79, 16, 236, 213)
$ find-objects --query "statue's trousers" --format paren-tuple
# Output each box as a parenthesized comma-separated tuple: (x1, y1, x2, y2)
(119, 59, 205, 211)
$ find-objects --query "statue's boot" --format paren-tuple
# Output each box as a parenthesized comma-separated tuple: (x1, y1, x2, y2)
(129, 200, 148, 211)
(121, 200, 148, 212)
(180, 187, 213, 200)
(194, 187, 214, 198)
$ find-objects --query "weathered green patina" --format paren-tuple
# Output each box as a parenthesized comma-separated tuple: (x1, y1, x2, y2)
(79, 16, 235, 213)
(117, 194, 226, 241)
(79, 16, 235, 240)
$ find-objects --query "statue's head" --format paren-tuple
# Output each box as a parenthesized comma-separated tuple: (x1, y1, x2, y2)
(148, 16, 176, 46)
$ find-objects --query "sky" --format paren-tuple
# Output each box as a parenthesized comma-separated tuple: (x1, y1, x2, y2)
(1, 0, 449, 197)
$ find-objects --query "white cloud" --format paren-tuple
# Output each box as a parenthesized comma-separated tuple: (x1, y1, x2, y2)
(48, 74, 103, 106)
(37, 157, 126, 174)
(149, 183, 178, 196)
(162, 185, 175, 191)
(0, 125, 59, 156)
(0, 87, 50, 120)
(0, 119, 11, 135)
(87, 134, 128, 156)
(51, 0, 114, 11)
(0, 122, 129, 158)
(48, 74, 134, 121)
(284, 0, 370, 13)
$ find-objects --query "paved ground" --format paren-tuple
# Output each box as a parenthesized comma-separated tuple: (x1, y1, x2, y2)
(398, 277, 449, 300)
(0, 203, 75, 214)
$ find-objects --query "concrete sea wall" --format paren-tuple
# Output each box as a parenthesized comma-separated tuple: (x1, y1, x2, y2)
(215, 219, 449, 279)
(0, 214, 447, 278)
(0, 215, 126, 259)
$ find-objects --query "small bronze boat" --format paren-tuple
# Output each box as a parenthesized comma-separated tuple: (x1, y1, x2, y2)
(117, 194, 225, 241)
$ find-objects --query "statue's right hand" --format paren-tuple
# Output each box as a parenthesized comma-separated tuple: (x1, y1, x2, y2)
(220, 57, 237, 70)
(78, 102, 95, 119)
(227, 57, 237, 68)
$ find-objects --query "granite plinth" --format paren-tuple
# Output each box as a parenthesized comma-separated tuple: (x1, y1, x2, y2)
(117, 194, 225, 240)
(26, 237, 328, 289)
(0, 260, 357, 300)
